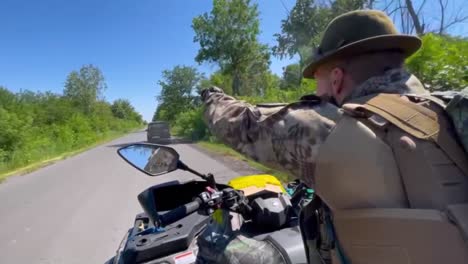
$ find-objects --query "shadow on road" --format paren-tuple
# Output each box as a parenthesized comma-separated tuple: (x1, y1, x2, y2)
(157, 138, 193, 145)
(106, 141, 146, 148)
(107, 138, 194, 148)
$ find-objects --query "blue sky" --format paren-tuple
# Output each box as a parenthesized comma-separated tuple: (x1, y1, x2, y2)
(1, 0, 466, 121)
(0, 0, 296, 121)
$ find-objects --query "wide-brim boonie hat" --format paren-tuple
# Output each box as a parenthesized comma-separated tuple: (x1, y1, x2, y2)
(303, 10, 422, 78)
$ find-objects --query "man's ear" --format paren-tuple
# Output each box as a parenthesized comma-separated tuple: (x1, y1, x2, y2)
(329, 67, 344, 99)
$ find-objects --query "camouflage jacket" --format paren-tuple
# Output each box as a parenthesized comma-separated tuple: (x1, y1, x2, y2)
(202, 69, 428, 186)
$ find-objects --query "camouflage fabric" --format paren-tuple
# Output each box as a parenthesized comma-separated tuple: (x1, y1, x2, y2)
(431, 88, 468, 153)
(196, 210, 286, 264)
(202, 68, 428, 186)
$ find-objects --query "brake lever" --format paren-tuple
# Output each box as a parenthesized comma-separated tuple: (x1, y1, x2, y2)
(198, 188, 223, 215)
(197, 187, 249, 216)
(221, 188, 251, 216)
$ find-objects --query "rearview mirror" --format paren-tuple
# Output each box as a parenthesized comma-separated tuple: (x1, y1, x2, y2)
(118, 143, 179, 176)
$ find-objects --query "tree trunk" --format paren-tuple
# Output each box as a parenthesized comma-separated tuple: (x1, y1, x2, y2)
(438, 0, 445, 34)
(405, 0, 424, 35)
(232, 70, 241, 96)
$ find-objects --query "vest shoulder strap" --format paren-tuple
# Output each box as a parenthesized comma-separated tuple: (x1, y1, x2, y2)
(347, 93, 468, 176)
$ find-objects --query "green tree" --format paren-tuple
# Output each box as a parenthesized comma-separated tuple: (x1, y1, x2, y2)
(192, 0, 270, 95)
(0, 79, 143, 174)
(406, 34, 468, 91)
(0, 87, 17, 111)
(208, 71, 233, 94)
(64, 64, 107, 113)
(155, 65, 203, 121)
(151, 108, 159, 122)
(280, 63, 302, 90)
(112, 99, 135, 119)
(273, 0, 368, 67)
(240, 44, 272, 96)
(172, 107, 208, 140)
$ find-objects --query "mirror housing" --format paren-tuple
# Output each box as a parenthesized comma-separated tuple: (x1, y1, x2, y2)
(118, 143, 179, 176)
(117, 143, 217, 187)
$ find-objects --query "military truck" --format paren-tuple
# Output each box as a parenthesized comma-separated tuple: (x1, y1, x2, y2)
(146, 121, 171, 143)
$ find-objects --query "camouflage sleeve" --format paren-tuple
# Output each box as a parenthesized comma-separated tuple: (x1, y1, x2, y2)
(202, 87, 342, 186)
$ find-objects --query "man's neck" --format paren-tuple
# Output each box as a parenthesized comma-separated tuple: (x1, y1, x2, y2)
(343, 68, 428, 104)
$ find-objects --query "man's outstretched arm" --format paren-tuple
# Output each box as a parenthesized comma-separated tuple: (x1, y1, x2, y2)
(202, 87, 341, 186)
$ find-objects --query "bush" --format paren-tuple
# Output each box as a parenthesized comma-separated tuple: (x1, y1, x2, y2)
(406, 34, 468, 91)
(172, 107, 209, 140)
(0, 87, 143, 174)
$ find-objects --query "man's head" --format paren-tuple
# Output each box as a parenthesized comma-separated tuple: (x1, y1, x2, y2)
(314, 51, 407, 105)
(304, 10, 422, 105)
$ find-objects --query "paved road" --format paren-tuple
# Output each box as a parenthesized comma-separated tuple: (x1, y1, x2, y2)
(0, 132, 243, 264)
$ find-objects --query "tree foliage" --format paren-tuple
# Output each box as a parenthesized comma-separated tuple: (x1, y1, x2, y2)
(111, 99, 143, 123)
(0, 66, 143, 174)
(406, 34, 468, 91)
(281, 63, 303, 90)
(273, 0, 368, 66)
(154, 66, 203, 121)
(64, 64, 107, 113)
(192, 0, 270, 95)
(273, 0, 329, 64)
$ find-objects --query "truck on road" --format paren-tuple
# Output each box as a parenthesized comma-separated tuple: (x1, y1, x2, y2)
(146, 121, 171, 143)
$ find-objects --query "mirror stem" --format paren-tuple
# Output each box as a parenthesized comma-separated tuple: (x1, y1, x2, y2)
(177, 161, 216, 188)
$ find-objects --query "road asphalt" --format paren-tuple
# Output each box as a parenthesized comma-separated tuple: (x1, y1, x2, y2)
(0, 132, 244, 264)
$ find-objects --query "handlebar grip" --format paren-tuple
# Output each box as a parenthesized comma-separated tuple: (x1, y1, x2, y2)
(160, 198, 202, 226)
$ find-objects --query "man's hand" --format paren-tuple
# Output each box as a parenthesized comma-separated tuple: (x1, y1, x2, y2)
(201, 86, 224, 101)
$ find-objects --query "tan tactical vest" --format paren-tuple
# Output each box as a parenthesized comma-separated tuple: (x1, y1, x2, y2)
(314, 93, 468, 264)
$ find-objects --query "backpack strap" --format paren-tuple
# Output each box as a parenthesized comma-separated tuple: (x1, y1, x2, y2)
(350, 93, 468, 176)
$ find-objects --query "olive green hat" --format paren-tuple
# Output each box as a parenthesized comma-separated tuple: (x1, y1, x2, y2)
(303, 10, 422, 78)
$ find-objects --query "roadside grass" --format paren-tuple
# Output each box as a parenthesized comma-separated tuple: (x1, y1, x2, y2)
(0, 129, 142, 183)
(197, 141, 291, 183)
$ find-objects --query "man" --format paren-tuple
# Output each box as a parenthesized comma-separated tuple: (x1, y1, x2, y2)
(202, 10, 468, 264)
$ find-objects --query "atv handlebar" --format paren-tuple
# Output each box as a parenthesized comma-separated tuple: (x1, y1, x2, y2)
(159, 197, 203, 226)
